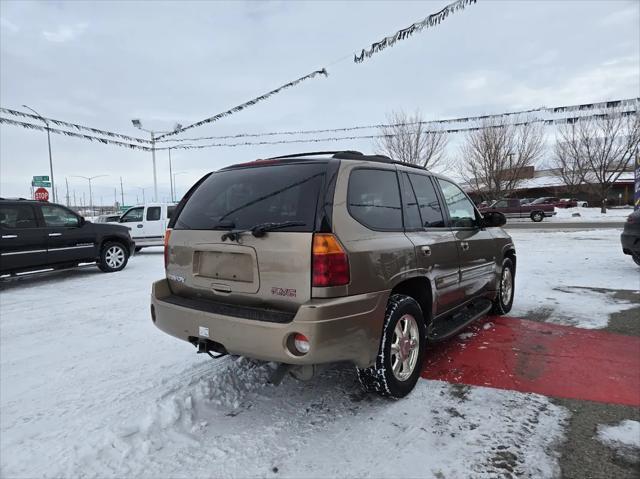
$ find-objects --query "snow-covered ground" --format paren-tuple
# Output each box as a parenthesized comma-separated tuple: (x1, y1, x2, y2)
(507, 206, 632, 223)
(0, 229, 636, 478)
(597, 420, 640, 464)
(510, 229, 639, 329)
(551, 206, 632, 222)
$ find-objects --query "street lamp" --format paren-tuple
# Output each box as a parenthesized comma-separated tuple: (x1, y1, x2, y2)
(172, 171, 187, 202)
(23, 104, 56, 202)
(168, 145, 192, 202)
(131, 119, 182, 203)
(71, 175, 108, 214)
(133, 186, 149, 205)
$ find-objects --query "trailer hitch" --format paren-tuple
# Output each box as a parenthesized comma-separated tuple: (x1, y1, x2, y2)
(189, 336, 228, 359)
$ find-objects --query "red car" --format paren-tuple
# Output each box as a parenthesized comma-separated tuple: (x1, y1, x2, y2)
(557, 198, 589, 208)
(479, 198, 556, 222)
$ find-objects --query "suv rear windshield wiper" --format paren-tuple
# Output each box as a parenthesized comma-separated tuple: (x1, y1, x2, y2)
(221, 221, 306, 242)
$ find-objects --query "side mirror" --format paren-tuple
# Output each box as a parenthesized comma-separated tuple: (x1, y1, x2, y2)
(482, 211, 506, 227)
(79, 216, 86, 226)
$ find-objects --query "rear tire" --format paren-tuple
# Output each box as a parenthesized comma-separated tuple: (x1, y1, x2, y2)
(632, 253, 640, 267)
(491, 258, 515, 315)
(98, 241, 129, 272)
(530, 211, 544, 222)
(356, 294, 426, 399)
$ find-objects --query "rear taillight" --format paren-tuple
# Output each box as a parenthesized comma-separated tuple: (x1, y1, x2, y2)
(163, 229, 172, 268)
(312, 233, 349, 287)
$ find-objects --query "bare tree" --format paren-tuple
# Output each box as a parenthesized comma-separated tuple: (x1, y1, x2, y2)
(375, 110, 448, 169)
(551, 124, 585, 198)
(460, 117, 545, 201)
(557, 111, 639, 213)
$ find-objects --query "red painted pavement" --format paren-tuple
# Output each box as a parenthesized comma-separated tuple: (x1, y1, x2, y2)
(421, 316, 640, 406)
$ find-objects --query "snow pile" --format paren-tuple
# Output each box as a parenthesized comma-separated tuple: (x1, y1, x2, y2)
(509, 229, 639, 328)
(597, 420, 640, 463)
(552, 207, 632, 223)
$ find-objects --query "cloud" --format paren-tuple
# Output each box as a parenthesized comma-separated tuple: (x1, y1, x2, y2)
(0, 17, 19, 34)
(42, 23, 88, 43)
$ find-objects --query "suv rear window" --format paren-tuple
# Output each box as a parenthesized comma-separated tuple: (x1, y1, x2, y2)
(174, 163, 325, 231)
(348, 169, 402, 231)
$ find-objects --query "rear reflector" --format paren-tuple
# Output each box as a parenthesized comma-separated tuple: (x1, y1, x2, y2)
(293, 333, 310, 354)
(164, 229, 172, 268)
(312, 233, 349, 287)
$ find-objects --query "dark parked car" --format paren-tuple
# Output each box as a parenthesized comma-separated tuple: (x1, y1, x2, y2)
(621, 209, 640, 266)
(0, 199, 134, 276)
(478, 198, 556, 222)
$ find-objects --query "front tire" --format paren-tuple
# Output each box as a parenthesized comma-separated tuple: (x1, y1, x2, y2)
(98, 241, 129, 272)
(356, 294, 426, 399)
(530, 211, 544, 222)
(491, 258, 515, 315)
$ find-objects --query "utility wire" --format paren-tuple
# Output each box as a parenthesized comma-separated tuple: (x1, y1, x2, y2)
(0, 107, 150, 144)
(0, 117, 152, 151)
(154, 97, 639, 143)
(156, 108, 639, 150)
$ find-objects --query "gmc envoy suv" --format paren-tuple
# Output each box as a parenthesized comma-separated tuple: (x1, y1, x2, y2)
(151, 151, 515, 398)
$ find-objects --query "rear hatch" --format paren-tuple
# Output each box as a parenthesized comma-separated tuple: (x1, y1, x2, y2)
(166, 161, 333, 312)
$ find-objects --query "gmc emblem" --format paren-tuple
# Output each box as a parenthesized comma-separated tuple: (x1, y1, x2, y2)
(271, 287, 296, 297)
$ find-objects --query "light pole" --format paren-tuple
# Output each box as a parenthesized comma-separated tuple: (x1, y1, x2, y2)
(23, 104, 56, 202)
(133, 187, 149, 205)
(72, 175, 108, 215)
(172, 171, 187, 202)
(131, 119, 182, 203)
(168, 145, 192, 202)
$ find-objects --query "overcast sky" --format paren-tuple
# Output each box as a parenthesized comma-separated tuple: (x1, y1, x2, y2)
(1, 0, 638, 205)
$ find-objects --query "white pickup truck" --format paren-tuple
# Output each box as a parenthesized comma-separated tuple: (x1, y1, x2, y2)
(112, 203, 177, 251)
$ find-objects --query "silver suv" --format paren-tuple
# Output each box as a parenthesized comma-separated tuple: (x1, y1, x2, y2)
(151, 151, 515, 398)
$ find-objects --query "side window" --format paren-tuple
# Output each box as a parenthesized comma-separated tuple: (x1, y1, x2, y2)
(399, 173, 422, 230)
(121, 207, 144, 223)
(167, 205, 176, 219)
(494, 200, 508, 208)
(41, 205, 80, 227)
(0, 205, 38, 229)
(146, 206, 161, 221)
(437, 179, 478, 228)
(408, 174, 445, 227)
(347, 169, 402, 231)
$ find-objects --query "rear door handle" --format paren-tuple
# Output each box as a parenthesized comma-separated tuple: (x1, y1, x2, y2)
(1, 234, 18, 239)
(420, 246, 432, 256)
(137, 224, 144, 228)
(460, 241, 469, 251)
(48, 233, 62, 237)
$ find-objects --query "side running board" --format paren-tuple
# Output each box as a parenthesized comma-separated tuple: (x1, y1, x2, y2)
(427, 299, 493, 342)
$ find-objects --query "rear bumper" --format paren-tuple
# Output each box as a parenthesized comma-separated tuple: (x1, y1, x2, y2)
(151, 279, 388, 368)
(621, 231, 640, 255)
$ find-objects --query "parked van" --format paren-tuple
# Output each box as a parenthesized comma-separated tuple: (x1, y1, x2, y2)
(113, 203, 176, 251)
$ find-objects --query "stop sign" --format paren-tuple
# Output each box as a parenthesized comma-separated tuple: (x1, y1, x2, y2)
(34, 187, 49, 202)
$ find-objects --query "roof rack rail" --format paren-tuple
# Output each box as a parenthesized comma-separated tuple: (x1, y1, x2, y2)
(266, 150, 363, 160)
(0, 197, 30, 201)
